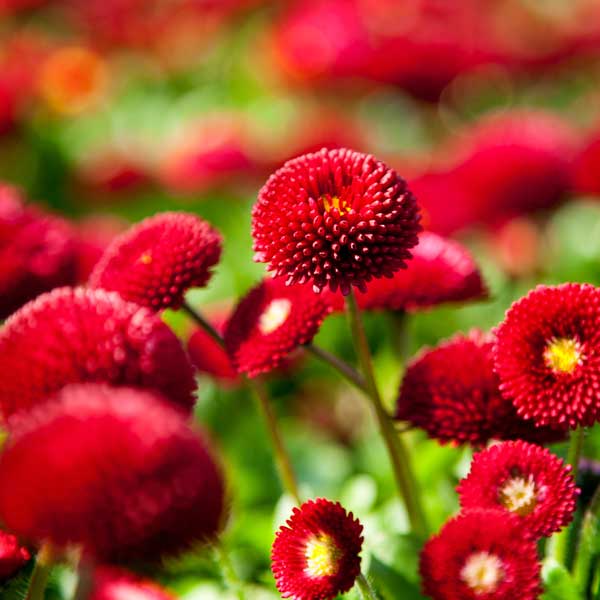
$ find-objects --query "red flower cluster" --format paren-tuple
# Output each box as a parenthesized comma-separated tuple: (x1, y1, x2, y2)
(0, 287, 196, 419)
(252, 148, 421, 294)
(91, 567, 175, 600)
(0, 384, 225, 563)
(90, 211, 222, 311)
(271, 498, 363, 600)
(0, 529, 30, 580)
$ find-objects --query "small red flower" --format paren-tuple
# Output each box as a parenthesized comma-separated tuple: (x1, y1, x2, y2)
(458, 441, 578, 538)
(396, 331, 564, 446)
(271, 498, 363, 600)
(494, 283, 600, 429)
(91, 566, 175, 600)
(89, 212, 222, 311)
(252, 147, 421, 294)
(0, 287, 197, 419)
(224, 277, 333, 377)
(419, 510, 541, 600)
(0, 383, 225, 563)
(0, 530, 30, 581)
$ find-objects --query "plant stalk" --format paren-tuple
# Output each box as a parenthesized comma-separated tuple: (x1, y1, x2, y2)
(355, 573, 379, 599)
(303, 343, 368, 392)
(27, 543, 55, 600)
(181, 301, 224, 346)
(213, 542, 245, 600)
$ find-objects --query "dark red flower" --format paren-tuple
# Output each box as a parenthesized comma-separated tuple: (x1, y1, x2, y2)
(252, 147, 421, 294)
(224, 277, 333, 377)
(91, 567, 175, 600)
(572, 126, 600, 197)
(396, 330, 564, 446)
(419, 510, 541, 600)
(89, 212, 222, 311)
(494, 283, 600, 429)
(0, 530, 30, 581)
(0, 383, 225, 563)
(0, 185, 77, 319)
(271, 498, 363, 600)
(0, 287, 196, 419)
(458, 441, 578, 538)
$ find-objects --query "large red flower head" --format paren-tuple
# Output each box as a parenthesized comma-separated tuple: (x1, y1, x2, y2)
(252, 147, 421, 295)
(224, 277, 333, 377)
(0, 287, 196, 419)
(396, 331, 564, 447)
(494, 283, 600, 429)
(0, 384, 225, 563)
(0, 529, 30, 580)
(271, 498, 363, 600)
(89, 212, 222, 311)
(91, 567, 175, 600)
(420, 509, 541, 600)
(458, 441, 578, 538)
(0, 185, 77, 319)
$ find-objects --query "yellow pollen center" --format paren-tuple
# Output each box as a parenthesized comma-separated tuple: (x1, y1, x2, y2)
(544, 337, 581, 374)
(460, 552, 505, 595)
(499, 475, 538, 516)
(322, 195, 350, 215)
(139, 252, 153, 265)
(258, 298, 292, 334)
(304, 534, 342, 578)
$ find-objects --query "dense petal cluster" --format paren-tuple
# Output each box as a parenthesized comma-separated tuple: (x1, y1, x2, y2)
(0, 384, 225, 563)
(396, 331, 564, 446)
(0, 287, 196, 419)
(0, 184, 77, 319)
(458, 441, 578, 538)
(0, 529, 30, 580)
(419, 510, 541, 600)
(494, 283, 600, 428)
(224, 277, 333, 377)
(90, 211, 222, 311)
(271, 498, 363, 600)
(91, 567, 176, 600)
(252, 147, 421, 294)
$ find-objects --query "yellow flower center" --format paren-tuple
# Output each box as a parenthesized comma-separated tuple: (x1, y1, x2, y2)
(322, 195, 350, 215)
(304, 534, 342, 578)
(543, 337, 581, 374)
(139, 252, 153, 265)
(499, 475, 538, 516)
(258, 298, 292, 334)
(460, 552, 505, 595)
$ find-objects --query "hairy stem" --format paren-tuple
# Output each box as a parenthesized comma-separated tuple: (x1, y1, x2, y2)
(304, 343, 368, 392)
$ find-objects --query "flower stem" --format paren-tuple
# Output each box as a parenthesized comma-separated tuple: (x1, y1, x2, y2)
(303, 343, 368, 392)
(574, 483, 600, 593)
(181, 301, 224, 346)
(27, 544, 55, 600)
(345, 291, 428, 539)
(355, 573, 379, 599)
(213, 542, 246, 600)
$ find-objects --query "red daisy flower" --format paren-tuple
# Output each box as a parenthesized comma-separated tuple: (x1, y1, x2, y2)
(271, 498, 363, 600)
(396, 331, 564, 447)
(420, 510, 541, 600)
(89, 211, 222, 311)
(91, 567, 175, 600)
(224, 277, 333, 377)
(0, 530, 30, 580)
(494, 283, 600, 429)
(0, 383, 225, 563)
(458, 441, 578, 538)
(252, 147, 421, 294)
(0, 287, 196, 419)
(0, 184, 77, 319)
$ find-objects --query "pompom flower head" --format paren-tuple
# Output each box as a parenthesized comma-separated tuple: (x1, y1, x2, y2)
(494, 283, 600, 429)
(396, 331, 564, 447)
(90, 211, 222, 311)
(271, 498, 363, 600)
(458, 441, 578, 538)
(0, 384, 225, 563)
(224, 277, 333, 377)
(91, 567, 175, 600)
(0, 529, 30, 580)
(0, 287, 196, 419)
(419, 510, 541, 600)
(252, 147, 421, 294)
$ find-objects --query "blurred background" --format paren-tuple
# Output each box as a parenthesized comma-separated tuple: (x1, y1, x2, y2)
(4, 1, 600, 598)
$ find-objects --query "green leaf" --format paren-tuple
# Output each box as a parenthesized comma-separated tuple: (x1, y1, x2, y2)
(541, 558, 583, 600)
(368, 555, 426, 600)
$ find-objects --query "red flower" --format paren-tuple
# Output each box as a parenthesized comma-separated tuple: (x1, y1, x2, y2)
(0, 185, 77, 319)
(494, 283, 600, 429)
(0, 287, 196, 419)
(91, 567, 175, 600)
(252, 147, 421, 294)
(0, 383, 225, 563)
(420, 510, 541, 600)
(458, 441, 578, 538)
(224, 277, 332, 377)
(572, 126, 600, 197)
(396, 331, 564, 446)
(271, 498, 363, 600)
(188, 320, 239, 385)
(0, 530, 30, 581)
(89, 211, 222, 311)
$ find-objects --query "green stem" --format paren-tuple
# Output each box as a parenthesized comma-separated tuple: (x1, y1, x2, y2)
(213, 542, 245, 600)
(345, 291, 428, 538)
(27, 544, 55, 600)
(574, 483, 600, 592)
(355, 573, 379, 599)
(181, 301, 224, 347)
(303, 343, 368, 392)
